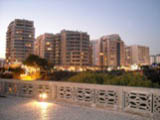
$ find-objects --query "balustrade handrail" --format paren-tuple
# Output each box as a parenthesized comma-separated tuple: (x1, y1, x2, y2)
(0, 78, 160, 119)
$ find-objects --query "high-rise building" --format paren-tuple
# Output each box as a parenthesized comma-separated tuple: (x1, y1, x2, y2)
(150, 54, 160, 64)
(53, 33, 61, 65)
(90, 40, 100, 66)
(34, 30, 90, 68)
(0, 58, 5, 68)
(88, 42, 93, 66)
(150, 55, 156, 65)
(60, 30, 90, 66)
(155, 54, 160, 64)
(34, 33, 54, 64)
(125, 46, 132, 66)
(99, 34, 125, 67)
(6, 19, 35, 63)
(125, 45, 150, 66)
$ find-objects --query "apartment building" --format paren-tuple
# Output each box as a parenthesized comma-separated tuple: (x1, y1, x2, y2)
(125, 46, 132, 66)
(53, 33, 61, 65)
(90, 40, 100, 66)
(125, 45, 150, 66)
(35, 30, 90, 68)
(155, 54, 160, 64)
(88, 42, 93, 66)
(60, 30, 90, 66)
(0, 58, 5, 68)
(150, 54, 160, 64)
(99, 34, 125, 67)
(34, 33, 54, 64)
(6, 19, 35, 63)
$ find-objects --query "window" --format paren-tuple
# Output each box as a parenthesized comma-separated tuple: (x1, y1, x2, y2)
(29, 34, 32, 38)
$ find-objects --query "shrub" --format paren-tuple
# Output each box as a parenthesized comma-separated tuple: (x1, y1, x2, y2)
(67, 72, 158, 88)
(47, 71, 77, 81)
(68, 72, 108, 84)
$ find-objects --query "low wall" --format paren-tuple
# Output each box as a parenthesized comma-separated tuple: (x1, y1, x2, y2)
(0, 79, 160, 118)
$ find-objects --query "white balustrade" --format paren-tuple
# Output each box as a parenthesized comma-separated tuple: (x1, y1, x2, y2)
(0, 79, 160, 118)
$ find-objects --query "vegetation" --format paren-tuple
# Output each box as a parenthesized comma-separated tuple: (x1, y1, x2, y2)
(67, 71, 158, 88)
(12, 67, 25, 79)
(141, 66, 160, 85)
(43, 71, 77, 81)
(23, 54, 49, 71)
(1, 55, 160, 88)
(0, 67, 24, 79)
(0, 72, 13, 79)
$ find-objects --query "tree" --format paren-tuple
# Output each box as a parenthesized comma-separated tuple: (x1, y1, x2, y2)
(12, 67, 25, 79)
(67, 71, 158, 88)
(23, 54, 49, 71)
(142, 65, 160, 85)
(46, 71, 77, 81)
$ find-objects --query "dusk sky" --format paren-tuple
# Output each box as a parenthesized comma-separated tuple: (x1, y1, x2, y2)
(0, 0, 160, 58)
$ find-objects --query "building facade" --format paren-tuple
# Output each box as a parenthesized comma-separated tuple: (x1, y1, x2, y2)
(90, 40, 100, 66)
(150, 54, 160, 64)
(125, 45, 150, 66)
(60, 30, 90, 66)
(155, 54, 160, 64)
(34, 30, 90, 68)
(150, 55, 156, 65)
(125, 46, 132, 66)
(88, 42, 93, 66)
(34, 33, 54, 64)
(99, 34, 125, 68)
(53, 33, 61, 65)
(0, 59, 5, 68)
(6, 19, 35, 63)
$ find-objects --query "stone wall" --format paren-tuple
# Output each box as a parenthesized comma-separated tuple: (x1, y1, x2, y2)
(0, 79, 160, 118)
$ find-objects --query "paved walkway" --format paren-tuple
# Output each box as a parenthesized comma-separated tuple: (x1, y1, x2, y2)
(0, 96, 149, 120)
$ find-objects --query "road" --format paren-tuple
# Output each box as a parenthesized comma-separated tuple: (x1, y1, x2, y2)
(0, 96, 149, 120)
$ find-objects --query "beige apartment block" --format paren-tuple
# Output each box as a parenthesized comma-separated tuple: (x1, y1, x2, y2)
(60, 30, 90, 66)
(125, 46, 132, 66)
(125, 45, 150, 66)
(6, 19, 35, 63)
(150, 54, 160, 64)
(35, 30, 90, 67)
(90, 40, 100, 66)
(34, 33, 54, 64)
(53, 33, 61, 65)
(155, 54, 160, 64)
(99, 34, 125, 67)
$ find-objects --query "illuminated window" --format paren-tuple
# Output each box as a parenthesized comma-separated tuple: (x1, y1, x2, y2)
(19, 37, 23, 40)
(46, 42, 50, 45)
(47, 48, 52, 51)
(16, 30, 23, 34)
(29, 34, 32, 38)
(99, 52, 104, 56)
(25, 43, 32, 47)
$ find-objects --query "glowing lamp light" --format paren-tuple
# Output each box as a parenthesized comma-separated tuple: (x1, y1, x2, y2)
(131, 64, 139, 71)
(32, 101, 53, 109)
(20, 65, 40, 81)
(38, 102, 48, 109)
(39, 93, 48, 100)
